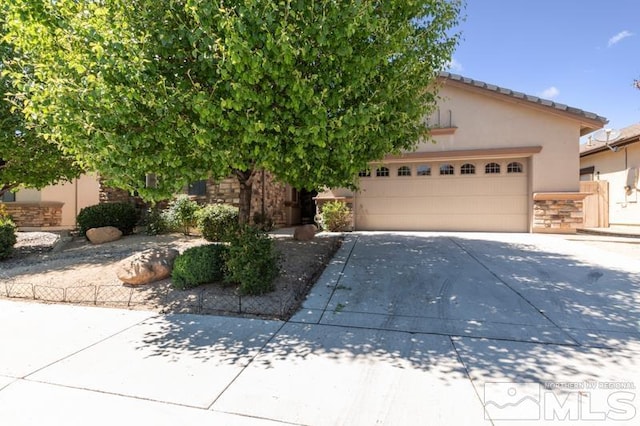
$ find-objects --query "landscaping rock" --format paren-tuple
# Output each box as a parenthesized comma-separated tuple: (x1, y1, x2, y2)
(86, 226, 122, 244)
(293, 224, 317, 241)
(116, 248, 180, 285)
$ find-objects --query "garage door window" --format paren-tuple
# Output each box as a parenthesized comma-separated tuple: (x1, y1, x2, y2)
(417, 165, 431, 176)
(485, 162, 501, 174)
(376, 167, 390, 177)
(507, 162, 523, 173)
(460, 163, 476, 175)
(397, 166, 411, 177)
(439, 164, 454, 175)
(359, 170, 371, 177)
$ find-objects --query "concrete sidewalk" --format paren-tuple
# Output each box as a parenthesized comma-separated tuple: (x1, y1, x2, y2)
(1, 232, 639, 425)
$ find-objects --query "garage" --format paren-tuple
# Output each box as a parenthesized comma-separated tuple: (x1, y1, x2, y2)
(355, 158, 529, 232)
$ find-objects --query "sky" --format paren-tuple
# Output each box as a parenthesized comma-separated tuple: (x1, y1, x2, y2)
(446, 0, 640, 138)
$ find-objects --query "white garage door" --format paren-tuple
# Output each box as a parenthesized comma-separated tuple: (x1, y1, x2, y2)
(355, 159, 529, 232)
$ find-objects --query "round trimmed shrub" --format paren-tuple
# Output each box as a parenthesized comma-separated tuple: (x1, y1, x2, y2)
(77, 202, 139, 236)
(0, 216, 17, 260)
(172, 244, 228, 290)
(225, 226, 280, 296)
(196, 203, 239, 242)
(319, 201, 351, 232)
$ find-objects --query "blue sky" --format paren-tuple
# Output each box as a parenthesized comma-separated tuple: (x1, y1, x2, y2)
(447, 0, 640, 136)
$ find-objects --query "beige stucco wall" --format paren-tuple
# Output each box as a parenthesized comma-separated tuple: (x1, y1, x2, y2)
(14, 174, 101, 228)
(421, 84, 582, 192)
(580, 143, 640, 225)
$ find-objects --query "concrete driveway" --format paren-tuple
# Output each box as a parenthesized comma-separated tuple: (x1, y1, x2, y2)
(1, 232, 639, 425)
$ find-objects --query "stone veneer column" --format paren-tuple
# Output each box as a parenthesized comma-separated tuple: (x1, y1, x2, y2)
(532, 192, 587, 234)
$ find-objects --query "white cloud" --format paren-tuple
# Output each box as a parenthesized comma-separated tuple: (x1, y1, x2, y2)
(445, 58, 463, 73)
(608, 30, 633, 47)
(538, 86, 559, 100)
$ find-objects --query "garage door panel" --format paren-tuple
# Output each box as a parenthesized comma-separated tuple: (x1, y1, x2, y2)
(355, 158, 529, 232)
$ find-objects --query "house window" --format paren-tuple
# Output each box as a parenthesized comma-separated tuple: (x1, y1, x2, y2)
(376, 167, 390, 177)
(188, 180, 207, 196)
(1, 191, 15, 202)
(397, 166, 411, 177)
(416, 165, 431, 176)
(358, 169, 371, 177)
(439, 164, 454, 175)
(507, 162, 523, 173)
(485, 162, 501, 174)
(460, 163, 476, 175)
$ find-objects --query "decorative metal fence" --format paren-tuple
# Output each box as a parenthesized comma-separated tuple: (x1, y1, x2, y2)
(0, 279, 303, 320)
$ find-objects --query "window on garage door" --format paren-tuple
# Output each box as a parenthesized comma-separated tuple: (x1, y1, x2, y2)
(417, 165, 431, 176)
(460, 163, 476, 175)
(485, 162, 501, 174)
(507, 162, 523, 173)
(439, 164, 454, 175)
(359, 169, 371, 177)
(397, 166, 411, 176)
(376, 166, 390, 177)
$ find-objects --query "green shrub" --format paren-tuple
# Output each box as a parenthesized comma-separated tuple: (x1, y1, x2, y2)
(143, 207, 170, 236)
(252, 212, 274, 231)
(171, 244, 228, 290)
(225, 226, 279, 295)
(76, 202, 139, 236)
(163, 195, 200, 235)
(319, 201, 351, 232)
(196, 204, 239, 241)
(0, 205, 17, 260)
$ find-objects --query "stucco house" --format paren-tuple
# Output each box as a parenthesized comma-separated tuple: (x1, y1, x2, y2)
(318, 72, 607, 233)
(3, 72, 606, 233)
(580, 123, 640, 227)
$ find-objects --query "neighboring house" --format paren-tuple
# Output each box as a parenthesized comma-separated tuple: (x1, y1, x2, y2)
(317, 72, 607, 233)
(0, 174, 100, 230)
(580, 123, 640, 227)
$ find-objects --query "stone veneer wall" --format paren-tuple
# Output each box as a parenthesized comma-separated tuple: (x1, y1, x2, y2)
(532, 193, 585, 233)
(1, 202, 63, 227)
(197, 171, 287, 227)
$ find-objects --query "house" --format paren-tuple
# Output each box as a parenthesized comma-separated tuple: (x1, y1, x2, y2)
(3, 72, 607, 233)
(317, 72, 607, 233)
(580, 123, 640, 227)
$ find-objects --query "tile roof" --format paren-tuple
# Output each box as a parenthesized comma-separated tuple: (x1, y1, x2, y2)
(439, 72, 608, 126)
(580, 122, 640, 156)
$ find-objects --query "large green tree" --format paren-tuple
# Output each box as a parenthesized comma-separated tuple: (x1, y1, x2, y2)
(4, 0, 461, 222)
(0, 9, 81, 197)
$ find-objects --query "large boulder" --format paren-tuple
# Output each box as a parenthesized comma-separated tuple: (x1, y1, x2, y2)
(86, 226, 122, 244)
(117, 248, 180, 285)
(293, 224, 317, 241)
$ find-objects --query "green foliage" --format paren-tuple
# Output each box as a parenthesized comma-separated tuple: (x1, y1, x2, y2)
(171, 244, 228, 290)
(3, 0, 461, 203)
(163, 195, 200, 236)
(319, 201, 352, 232)
(0, 10, 82, 197)
(142, 207, 170, 236)
(225, 226, 280, 296)
(76, 202, 139, 236)
(0, 213, 16, 260)
(196, 204, 239, 242)
(252, 212, 274, 232)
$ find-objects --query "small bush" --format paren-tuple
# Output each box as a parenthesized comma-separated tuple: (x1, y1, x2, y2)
(172, 244, 229, 290)
(143, 207, 170, 236)
(252, 212, 274, 231)
(164, 195, 200, 235)
(319, 201, 351, 232)
(77, 202, 139, 236)
(225, 226, 279, 295)
(196, 204, 239, 242)
(0, 205, 17, 260)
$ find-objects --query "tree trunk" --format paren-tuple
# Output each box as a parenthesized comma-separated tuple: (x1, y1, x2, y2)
(234, 168, 254, 225)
